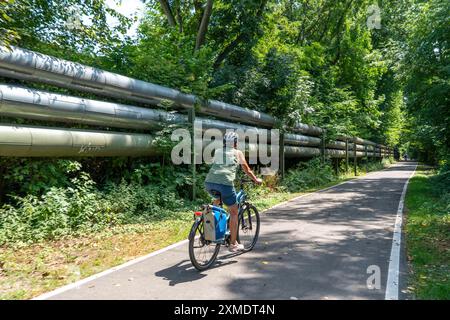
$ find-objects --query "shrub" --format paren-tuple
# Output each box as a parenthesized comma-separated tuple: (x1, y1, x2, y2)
(282, 158, 336, 192)
(0, 165, 195, 246)
(0, 172, 111, 245)
(103, 180, 187, 223)
(0, 159, 82, 197)
(435, 162, 450, 194)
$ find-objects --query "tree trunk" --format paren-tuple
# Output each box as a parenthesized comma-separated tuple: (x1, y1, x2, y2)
(213, 33, 246, 69)
(213, 0, 268, 69)
(176, 6, 183, 33)
(159, 0, 177, 27)
(195, 0, 214, 51)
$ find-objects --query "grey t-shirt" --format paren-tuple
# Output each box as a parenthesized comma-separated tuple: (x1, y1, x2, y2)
(205, 148, 238, 186)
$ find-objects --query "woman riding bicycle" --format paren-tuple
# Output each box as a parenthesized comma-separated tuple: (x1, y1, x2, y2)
(204, 131, 262, 253)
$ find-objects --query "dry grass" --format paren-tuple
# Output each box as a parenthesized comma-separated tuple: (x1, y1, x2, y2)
(0, 220, 192, 299)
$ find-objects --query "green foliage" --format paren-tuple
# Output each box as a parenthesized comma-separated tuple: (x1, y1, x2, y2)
(0, 0, 20, 47)
(0, 162, 200, 246)
(1, 0, 447, 254)
(102, 180, 186, 223)
(282, 158, 336, 192)
(405, 167, 450, 299)
(380, 90, 405, 147)
(0, 172, 109, 245)
(391, 0, 449, 164)
(152, 124, 187, 156)
(130, 25, 217, 97)
(3, 0, 132, 54)
(0, 159, 82, 196)
(2, 0, 417, 145)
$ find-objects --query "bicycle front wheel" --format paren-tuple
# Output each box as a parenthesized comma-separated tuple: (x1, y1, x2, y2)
(237, 203, 260, 251)
(188, 218, 221, 271)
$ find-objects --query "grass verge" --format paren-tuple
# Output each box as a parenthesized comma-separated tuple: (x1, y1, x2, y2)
(404, 166, 450, 299)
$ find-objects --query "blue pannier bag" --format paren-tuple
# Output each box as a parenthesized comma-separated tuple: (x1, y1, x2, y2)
(204, 205, 228, 241)
(212, 206, 227, 241)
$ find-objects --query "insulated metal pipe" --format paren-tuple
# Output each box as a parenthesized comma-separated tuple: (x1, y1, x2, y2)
(339, 135, 377, 146)
(327, 141, 366, 151)
(0, 124, 159, 157)
(0, 46, 274, 127)
(0, 124, 376, 159)
(0, 125, 270, 158)
(0, 85, 385, 160)
(0, 84, 185, 129)
(284, 133, 321, 147)
(284, 145, 321, 158)
(284, 146, 366, 158)
(290, 122, 323, 136)
(0, 46, 384, 146)
(0, 84, 326, 147)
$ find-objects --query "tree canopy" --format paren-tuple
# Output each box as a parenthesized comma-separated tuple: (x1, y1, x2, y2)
(1, 0, 448, 163)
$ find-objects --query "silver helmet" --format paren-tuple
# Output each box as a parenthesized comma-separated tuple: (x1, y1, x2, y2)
(223, 131, 238, 146)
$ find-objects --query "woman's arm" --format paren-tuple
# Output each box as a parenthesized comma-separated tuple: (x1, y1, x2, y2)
(235, 150, 262, 184)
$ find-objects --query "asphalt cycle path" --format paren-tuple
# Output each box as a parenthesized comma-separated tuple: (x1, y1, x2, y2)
(36, 162, 417, 300)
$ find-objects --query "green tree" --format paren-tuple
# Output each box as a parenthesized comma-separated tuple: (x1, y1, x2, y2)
(0, 0, 21, 47)
(2, 0, 132, 59)
(401, 0, 450, 163)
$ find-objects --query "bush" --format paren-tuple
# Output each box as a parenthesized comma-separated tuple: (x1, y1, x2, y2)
(103, 180, 187, 223)
(0, 155, 397, 247)
(435, 162, 450, 194)
(0, 172, 112, 245)
(383, 156, 395, 165)
(282, 158, 336, 192)
(427, 163, 450, 215)
(0, 159, 82, 197)
(0, 163, 197, 246)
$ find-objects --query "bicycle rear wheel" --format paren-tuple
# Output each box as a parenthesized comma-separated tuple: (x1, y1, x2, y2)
(188, 218, 221, 271)
(237, 203, 260, 251)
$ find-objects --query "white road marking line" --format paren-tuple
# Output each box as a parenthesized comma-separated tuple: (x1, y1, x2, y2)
(32, 239, 188, 300)
(385, 163, 417, 300)
(33, 163, 403, 300)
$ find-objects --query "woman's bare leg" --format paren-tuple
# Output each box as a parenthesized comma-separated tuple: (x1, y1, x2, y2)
(229, 204, 239, 245)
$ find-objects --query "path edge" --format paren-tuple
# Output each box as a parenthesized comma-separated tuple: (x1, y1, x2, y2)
(33, 162, 404, 300)
(385, 163, 418, 300)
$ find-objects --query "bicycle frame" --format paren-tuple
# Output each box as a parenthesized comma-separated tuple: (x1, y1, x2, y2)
(201, 187, 249, 244)
(192, 177, 254, 241)
(189, 180, 259, 270)
(236, 189, 247, 208)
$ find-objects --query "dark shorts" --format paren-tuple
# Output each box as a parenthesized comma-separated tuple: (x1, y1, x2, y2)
(204, 182, 237, 206)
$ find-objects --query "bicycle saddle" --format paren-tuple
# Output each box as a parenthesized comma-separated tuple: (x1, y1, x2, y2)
(209, 189, 223, 205)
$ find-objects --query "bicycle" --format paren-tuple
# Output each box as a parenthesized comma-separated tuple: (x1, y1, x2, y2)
(188, 178, 261, 271)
